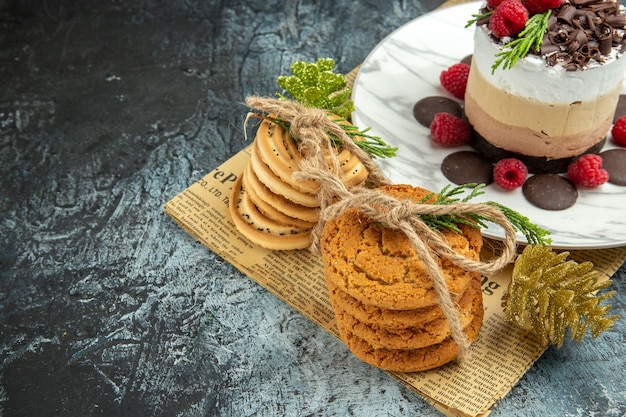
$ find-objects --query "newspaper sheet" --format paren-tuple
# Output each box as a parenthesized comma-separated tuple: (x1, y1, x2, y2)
(164, 145, 626, 417)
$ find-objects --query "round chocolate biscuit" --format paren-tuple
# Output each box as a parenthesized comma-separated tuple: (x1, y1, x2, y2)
(413, 96, 463, 127)
(441, 151, 494, 185)
(600, 149, 626, 185)
(522, 174, 578, 210)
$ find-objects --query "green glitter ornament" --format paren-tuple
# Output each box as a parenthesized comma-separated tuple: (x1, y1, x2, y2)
(277, 58, 353, 119)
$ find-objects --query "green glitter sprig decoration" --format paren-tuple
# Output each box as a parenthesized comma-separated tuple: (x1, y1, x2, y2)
(272, 58, 397, 159)
(505, 245, 619, 348)
(277, 58, 354, 119)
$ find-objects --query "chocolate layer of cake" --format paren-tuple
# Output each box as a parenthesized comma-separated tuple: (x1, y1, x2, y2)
(469, 131, 607, 174)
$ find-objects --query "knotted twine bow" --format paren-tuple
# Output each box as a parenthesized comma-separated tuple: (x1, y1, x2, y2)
(246, 96, 518, 361)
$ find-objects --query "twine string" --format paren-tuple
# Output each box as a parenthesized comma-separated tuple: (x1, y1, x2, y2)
(245, 96, 518, 361)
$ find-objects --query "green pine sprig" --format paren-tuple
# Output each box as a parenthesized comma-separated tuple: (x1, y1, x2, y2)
(492, 10, 551, 73)
(484, 201, 552, 245)
(465, 10, 492, 28)
(334, 120, 398, 159)
(263, 115, 398, 159)
(417, 183, 552, 245)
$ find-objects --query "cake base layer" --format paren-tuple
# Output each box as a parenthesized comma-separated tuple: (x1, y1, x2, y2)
(469, 132, 607, 174)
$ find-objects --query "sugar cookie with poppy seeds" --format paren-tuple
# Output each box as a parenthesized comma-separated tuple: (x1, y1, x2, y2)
(249, 138, 320, 208)
(229, 116, 371, 250)
(254, 117, 369, 195)
(228, 174, 312, 250)
(242, 161, 317, 229)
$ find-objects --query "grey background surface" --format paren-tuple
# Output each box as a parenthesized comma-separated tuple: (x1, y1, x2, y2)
(1, 1, 625, 416)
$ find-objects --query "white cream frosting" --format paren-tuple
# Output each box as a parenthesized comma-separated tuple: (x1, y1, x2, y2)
(472, 25, 626, 104)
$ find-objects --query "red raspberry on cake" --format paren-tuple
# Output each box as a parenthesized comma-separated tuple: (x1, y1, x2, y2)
(429, 112, 472, 147)
(487, 0, 505, 8)
(489, 0, 529, 39)
(440, 63, 470, 100)
(567, 154, 609, 187)
(611, 116, 626, 147)
(493, 158, 528, 189)
(524, 0, 563, 15)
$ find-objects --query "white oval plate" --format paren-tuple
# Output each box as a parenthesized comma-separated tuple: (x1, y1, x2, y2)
(352, 1, 626, 249)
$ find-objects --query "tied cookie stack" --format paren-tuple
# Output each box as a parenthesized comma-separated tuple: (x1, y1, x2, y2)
(233, 94, 523, 372)
(321, 184, 485, 372)
(229, 115, 369, 250)
(230, 58, 536, 372)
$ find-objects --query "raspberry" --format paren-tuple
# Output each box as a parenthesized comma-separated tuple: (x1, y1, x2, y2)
(524, 0, 563, 15)
(429, 113, 472, 147)
(487, 0, 505, 8)
(439, 63, 470, 100)
(493, 158, 528, 189)
(611, 116, 626, 147)
(567, 154, 609, 187)
(489, 0, 529, 39)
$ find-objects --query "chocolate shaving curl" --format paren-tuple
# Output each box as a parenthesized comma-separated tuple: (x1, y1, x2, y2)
(606, 15, 626, 27)
(542, 43, 561, 55)
(558, 5, 578, 23)
(599, 30, 613, 54)
(572, 50, 590, 65)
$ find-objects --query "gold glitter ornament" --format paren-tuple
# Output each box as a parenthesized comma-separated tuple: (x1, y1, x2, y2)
(504, 245, 619, 348)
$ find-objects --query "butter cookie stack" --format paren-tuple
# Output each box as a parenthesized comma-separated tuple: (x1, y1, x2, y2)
(321, 184, 484, 372)
(229, 117, 369, 250)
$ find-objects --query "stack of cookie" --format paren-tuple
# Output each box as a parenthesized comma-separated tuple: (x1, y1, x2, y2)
(320, 184, 485, 372)
(229, 117, 369, 250)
